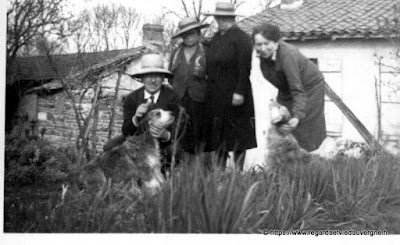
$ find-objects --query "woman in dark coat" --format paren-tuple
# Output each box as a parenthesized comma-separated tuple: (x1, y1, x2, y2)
(204, 2, 257, 170)
(169, 17, 209, 155)
(252, 23, 326, 151)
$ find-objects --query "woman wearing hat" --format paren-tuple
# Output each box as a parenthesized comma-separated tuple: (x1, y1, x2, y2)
(103, 53, 179, 151)
(203, 2, 256, 170)
(169, 17, 209, 155)
(252, 23, 327, 151)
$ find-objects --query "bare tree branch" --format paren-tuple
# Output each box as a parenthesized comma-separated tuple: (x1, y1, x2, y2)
(7, 0, 71, 68)
(119, 6, 142, 49)
(180, 0, 191, 17)
(162, 7, 186, 20)
(191, 0, 198, 19)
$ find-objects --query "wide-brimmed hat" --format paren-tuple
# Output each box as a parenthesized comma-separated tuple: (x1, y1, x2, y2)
(204, 2, 242, 17)
(129, 53, 173, 79)
(172, 17, 210, 39)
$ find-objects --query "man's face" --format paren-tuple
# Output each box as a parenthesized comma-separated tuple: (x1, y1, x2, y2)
(142, 73, 164, 94)
(214, 16, 235, 32)
(181, 29, 201, 47)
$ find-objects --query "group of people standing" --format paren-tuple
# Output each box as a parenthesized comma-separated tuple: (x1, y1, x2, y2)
(105, 2, 327, 171)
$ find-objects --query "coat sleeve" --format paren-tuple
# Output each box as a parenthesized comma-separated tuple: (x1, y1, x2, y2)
(122, 93, 139, 136)
(233, 29, 252, 96)
(281, 54, 307, 120)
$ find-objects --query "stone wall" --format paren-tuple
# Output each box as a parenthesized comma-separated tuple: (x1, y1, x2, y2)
(36, 71, 142, 152)
(18, 53, 176, 153)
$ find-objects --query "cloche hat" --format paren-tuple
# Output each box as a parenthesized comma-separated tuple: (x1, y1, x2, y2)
(204, 2, 242, 17)
(172, 17, 209, 39)
(129, 53, 173, 79)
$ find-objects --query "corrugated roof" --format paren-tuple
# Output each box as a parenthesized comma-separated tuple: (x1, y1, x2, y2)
(238, 0, 399, 40)
(7, 47, 147, 83)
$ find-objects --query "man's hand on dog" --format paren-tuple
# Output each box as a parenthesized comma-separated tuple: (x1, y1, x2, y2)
(135, 101, 151, 118)
(133, 101, 151, 126)
(149, 123, 171, 141)
(279, 117, 299, 131)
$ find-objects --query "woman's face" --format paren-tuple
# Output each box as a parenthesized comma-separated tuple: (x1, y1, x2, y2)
(214, 16, 235, 32)
(181, 29, 201, 47)
(254, 33, 279, 59)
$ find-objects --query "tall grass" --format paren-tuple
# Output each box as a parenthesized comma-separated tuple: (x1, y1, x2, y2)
(324, 153, 400, 230)
(143, 161, 268, 233)
(139, 151, 400, 233)
(4, 148, 400, 233)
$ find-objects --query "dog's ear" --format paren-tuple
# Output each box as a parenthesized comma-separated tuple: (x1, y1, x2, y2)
(138, 111, 153, 131)
(167, 103, 181, 117)
(169, 104, 188, 142)
(279, 105, 292, 123)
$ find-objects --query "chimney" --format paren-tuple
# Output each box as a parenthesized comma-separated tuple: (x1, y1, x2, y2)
(142, 24, 164, 52)
(281, 0, 304, 9)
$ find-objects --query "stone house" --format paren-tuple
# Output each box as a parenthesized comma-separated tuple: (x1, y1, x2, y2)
(6, 24, 166, 151)
(238, 0, 400, 151)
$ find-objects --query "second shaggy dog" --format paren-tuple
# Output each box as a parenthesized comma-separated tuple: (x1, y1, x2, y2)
(265, 100, 311, 171)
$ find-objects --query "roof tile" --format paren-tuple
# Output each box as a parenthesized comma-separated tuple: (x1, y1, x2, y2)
(238, 0, 398, 40)
(7, 47, 146, 82)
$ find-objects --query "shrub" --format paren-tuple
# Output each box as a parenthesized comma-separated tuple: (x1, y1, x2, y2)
(335, 140, 372, 159)
(4, 128, 79, 189)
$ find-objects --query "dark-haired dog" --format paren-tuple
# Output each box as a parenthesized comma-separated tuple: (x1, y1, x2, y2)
(80, 108, 176, 192)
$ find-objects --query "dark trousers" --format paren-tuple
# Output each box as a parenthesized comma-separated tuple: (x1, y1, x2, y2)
(215, 141, 246, 171)
(180, 92, 206, 154)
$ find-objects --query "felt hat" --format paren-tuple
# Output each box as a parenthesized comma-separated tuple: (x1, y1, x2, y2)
(172, 17, 209, 39)
(204, 2, 242, 16)
(129, 53, 173, 79)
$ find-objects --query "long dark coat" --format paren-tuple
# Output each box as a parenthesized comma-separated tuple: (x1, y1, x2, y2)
(204, 25, 257, 152)
(260, 41, 327, 151)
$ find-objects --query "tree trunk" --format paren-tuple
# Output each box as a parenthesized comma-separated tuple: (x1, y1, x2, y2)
(77, 81, 102, 163)
(91, 97, 100, 156)
(108, 70, 122, 140)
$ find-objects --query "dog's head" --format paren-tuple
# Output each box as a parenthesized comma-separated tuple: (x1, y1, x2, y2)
(269, 100, 292, 126)
(148, 108, 175, 128)
(139, 108, 175, 132)
(266, 100, 311, 171)
(138, 108, 176, 132)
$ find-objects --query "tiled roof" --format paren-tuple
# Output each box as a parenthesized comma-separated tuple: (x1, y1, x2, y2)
(238, 0, 399, 40)
(7, 47, 147, 83)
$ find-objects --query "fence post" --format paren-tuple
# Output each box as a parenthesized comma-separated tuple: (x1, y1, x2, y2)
(324, 82, 382, 151)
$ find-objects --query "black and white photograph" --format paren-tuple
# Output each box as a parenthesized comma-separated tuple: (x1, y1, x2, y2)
(1, 0, 400, 243)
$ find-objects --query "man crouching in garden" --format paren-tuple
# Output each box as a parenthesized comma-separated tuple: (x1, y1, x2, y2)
(103, 53, 181, 175)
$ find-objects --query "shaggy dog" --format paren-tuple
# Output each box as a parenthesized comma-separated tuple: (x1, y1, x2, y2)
(80, 108, 175, 192)
(265, 100, 310, 171)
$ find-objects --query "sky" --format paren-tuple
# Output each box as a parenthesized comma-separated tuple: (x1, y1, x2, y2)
(62, 0, 280, 52)
(70, 0, 278, 23)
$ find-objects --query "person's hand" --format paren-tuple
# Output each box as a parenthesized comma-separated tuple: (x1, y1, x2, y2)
(149, 123, 171, 141)
(279, 117, 299, 132)
(134, 101, 151, 118)
(232, 93, 244, 106)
